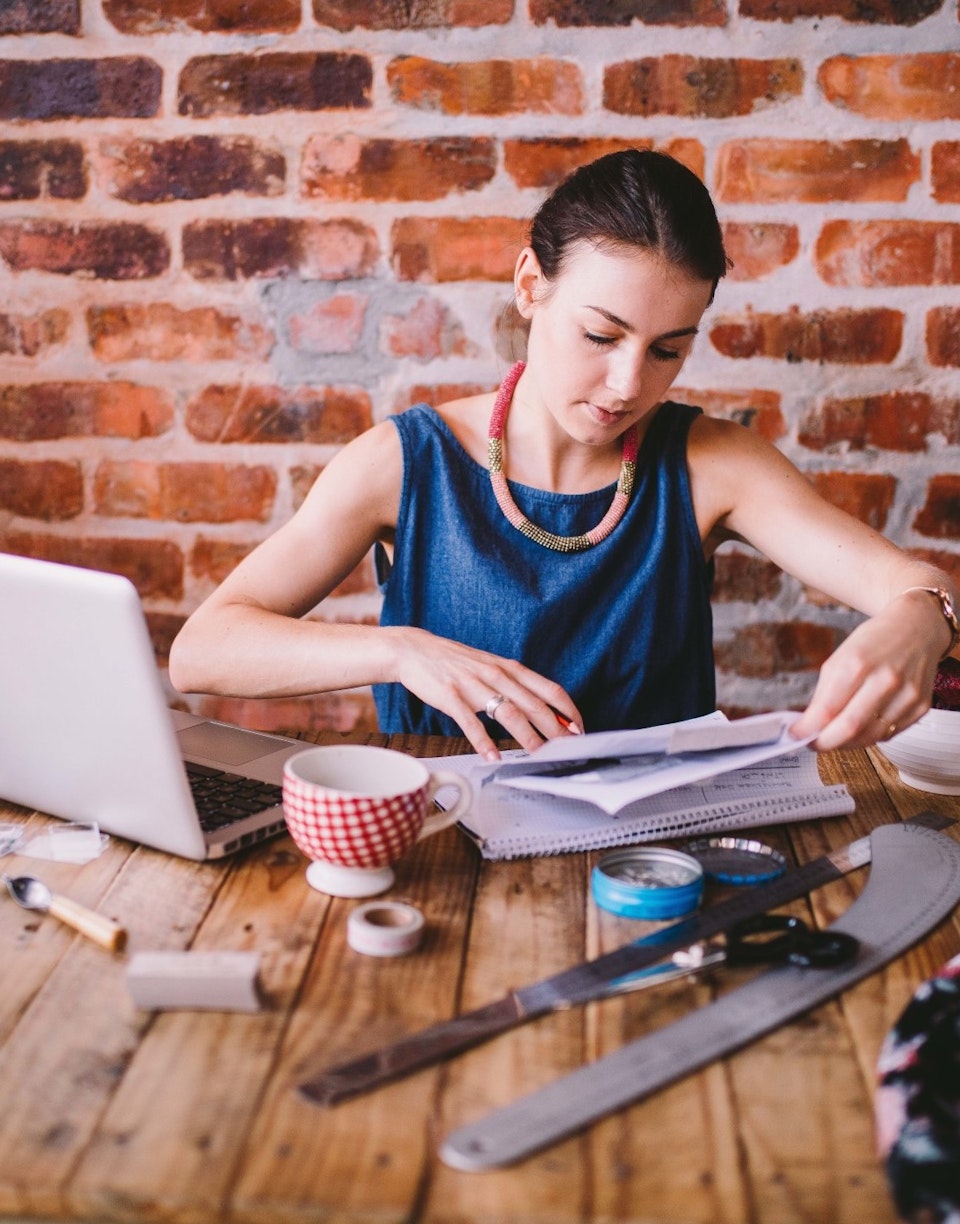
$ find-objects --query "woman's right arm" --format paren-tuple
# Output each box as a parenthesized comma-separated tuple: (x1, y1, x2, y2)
(168, 421, 405, 699)
(168, 420, 581, 758)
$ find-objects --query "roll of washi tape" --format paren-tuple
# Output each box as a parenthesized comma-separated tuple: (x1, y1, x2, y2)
(591, 847, 704, 920)
(682, 837, 788, 885)
(347, 901, 425, 958)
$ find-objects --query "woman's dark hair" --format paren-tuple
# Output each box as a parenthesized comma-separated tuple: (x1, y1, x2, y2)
(496, 148, 728, 361)
(530, 148, 729, 301)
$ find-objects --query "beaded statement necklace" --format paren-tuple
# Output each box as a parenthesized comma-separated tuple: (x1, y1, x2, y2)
(487, 361, 639, 553)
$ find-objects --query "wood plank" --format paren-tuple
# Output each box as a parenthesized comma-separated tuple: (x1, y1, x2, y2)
(0, 845, 224, 1219)
(422, 852, 593, 1224)
(230, 826, 479, 1224)
(67, 836, 328, 1224)
(0, 811, 135, 1046)
(583, 887, 750, 1224)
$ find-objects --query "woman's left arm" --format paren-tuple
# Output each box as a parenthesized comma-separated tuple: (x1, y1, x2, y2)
(688, 417, 959, 749)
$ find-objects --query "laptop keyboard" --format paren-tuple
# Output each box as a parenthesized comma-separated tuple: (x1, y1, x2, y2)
(186, 762, 283, 832)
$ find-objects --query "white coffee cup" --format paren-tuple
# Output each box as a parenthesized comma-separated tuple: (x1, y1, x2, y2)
(282, 744, 473, 897)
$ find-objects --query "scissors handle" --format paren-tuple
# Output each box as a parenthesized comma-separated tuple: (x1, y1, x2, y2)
(726, 914, 859, 969)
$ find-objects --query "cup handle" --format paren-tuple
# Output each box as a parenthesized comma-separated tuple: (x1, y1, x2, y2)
(419, 771, 474, 840)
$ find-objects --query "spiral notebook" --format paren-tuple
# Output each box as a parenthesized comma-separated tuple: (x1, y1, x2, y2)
(439, 746, 853, 861)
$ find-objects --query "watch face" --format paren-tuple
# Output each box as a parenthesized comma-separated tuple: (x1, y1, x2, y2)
(683, 837, 788, 885)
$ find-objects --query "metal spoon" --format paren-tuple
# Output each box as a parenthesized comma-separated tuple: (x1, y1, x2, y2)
(1, 873, 126, 951)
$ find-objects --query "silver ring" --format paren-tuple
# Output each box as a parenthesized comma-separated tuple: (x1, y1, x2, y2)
(485, 694, 509, 721)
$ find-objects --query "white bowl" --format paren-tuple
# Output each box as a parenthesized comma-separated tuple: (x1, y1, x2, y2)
(876, 707, 960, 795)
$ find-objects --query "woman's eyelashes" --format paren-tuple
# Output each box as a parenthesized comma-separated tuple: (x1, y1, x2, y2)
(583, 331, 681, 363)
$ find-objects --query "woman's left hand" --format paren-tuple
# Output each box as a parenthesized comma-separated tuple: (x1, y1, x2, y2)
(791, 590, 949, 750)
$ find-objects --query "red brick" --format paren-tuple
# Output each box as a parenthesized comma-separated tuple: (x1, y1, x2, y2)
(504, 136, 704, 189)
(0, 460, 83, 520)
(88, 304, 273, 363)
(710, 307, 903, 364)
(388, 56, 584, 116)
(183, 218, 378, 281)
(914, 476, 960, 541)
(0, 220, 169, 279)
(0, 0, 78, 33)
(103, 136, 285, 203)
(933, 143, 960, 204)
(104, 0, 299, 34)
(672, 386, 786, 441)
(0, 59, 160, 120)
(290, 465, 322, 511)
(197, 689, 379, 735)
(711, 549, 784, 602)
(799, 391, 960, 452)
(927, 307, 960, 367)
(530, 0, 726, 26)
(715, 622, 841, 679)
(742, 0, 939, 19)
(391, 216, 525, 283)
(394, 382, 495, 412)
(146, 612, 187, 667)
(178, 53, 371, 118)
(0, 383, 172, 440)
(715, 139, 919, 203)
(819, 54, 960, 120)
(0, 309, 69, 357)
(287, 294, 368, 355)
(604, 56, 801, 118)
(0, 141, 86, 200)
(808, 471, 896, 531)
(312, 0, 513, 29)
(816, 220, 960, 286)
(380, 296, 475, 361)
(722, 222, 799, 281)
(301, 136, 496, 202)
(0, 532, 184, 599)
(94, 461, 277, 523)
(190, 537, 255, 586)
(185, 385, 373, 444)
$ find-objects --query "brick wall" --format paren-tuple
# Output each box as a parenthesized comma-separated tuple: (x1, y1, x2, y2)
(1, 0, 958, 734)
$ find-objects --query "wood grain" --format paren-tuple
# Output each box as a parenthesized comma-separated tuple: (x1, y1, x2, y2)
(0, 738, 956, 1223)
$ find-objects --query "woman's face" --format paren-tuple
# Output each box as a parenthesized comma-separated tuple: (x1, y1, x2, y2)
(516, 239, 714, 447)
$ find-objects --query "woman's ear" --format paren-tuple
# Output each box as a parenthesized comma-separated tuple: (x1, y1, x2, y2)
(513, 247, 543, 319)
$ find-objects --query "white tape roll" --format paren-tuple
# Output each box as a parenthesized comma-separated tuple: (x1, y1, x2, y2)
(347, 901, 425, 958)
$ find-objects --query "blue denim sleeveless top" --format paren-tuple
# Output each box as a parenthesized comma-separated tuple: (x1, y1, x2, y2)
(373, 401, 715, 736)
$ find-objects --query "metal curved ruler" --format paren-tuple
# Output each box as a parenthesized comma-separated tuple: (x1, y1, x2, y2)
(441, 820, 960, 1171)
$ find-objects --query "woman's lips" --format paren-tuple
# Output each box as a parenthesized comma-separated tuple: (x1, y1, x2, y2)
(584, 401, 628, 426)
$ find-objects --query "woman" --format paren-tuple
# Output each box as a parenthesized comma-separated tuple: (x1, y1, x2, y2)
(169, 150, 959, 762)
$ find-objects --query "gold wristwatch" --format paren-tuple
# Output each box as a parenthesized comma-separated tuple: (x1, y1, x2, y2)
(905, 586, 960, 660)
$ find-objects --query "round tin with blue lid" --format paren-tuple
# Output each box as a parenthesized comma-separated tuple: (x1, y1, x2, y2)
(682, 837, 788, 885)
(591, 847, 704, 920)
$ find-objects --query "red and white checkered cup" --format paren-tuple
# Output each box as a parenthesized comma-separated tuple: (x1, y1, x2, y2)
(282, 745, 473, 897)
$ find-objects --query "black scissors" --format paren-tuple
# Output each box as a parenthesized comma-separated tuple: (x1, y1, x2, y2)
(601, 913, 860, 1000)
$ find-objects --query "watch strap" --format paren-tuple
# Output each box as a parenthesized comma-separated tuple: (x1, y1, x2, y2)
(904, 585, 960, 659)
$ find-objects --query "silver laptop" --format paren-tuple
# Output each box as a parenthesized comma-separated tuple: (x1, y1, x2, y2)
(0, 553, 303, 860)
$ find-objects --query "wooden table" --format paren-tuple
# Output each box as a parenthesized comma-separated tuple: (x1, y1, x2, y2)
(1, 733, 958, 1224)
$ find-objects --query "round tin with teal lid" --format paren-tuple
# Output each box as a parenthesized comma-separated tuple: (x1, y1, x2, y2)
(591, 847, 704, 920)
(682, 837, 788, 885)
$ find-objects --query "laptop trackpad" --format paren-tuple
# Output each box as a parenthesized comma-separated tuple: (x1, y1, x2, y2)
(178, 722, 287, 767)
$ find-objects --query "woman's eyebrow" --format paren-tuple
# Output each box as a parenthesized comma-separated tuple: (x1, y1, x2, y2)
(585, 304, 699, 339)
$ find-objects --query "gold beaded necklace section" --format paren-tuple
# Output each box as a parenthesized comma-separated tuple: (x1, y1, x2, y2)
(487, 361, 639, 554)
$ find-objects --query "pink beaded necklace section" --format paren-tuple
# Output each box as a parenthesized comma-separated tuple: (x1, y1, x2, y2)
(487, 361, 639, 553)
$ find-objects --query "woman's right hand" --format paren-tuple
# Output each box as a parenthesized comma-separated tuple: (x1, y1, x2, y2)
(391, 627, 582, 760)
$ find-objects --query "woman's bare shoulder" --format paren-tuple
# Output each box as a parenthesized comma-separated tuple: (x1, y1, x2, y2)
(431, 389, 497, 466)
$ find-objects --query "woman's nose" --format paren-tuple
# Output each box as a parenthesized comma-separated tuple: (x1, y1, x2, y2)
(606, 354, 643, 401)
